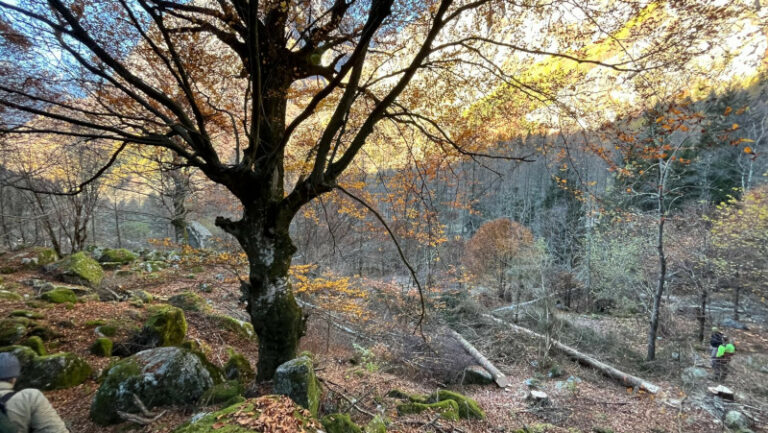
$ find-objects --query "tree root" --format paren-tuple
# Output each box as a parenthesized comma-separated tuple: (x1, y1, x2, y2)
(116, 393, 166, 425)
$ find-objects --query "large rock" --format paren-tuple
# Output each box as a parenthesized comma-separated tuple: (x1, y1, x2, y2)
(168, 291, 210, 312)
(187, 221, 212, 249)
(139, 305, 188, 347)
(172, 395, 322, 433)
(40, 288, 77, 304)
(273, 355, 322, 417)
(98, 248, 137, 265)
(0, 318, 29, 345)
(2, 349, 93, 391)
(90, 347, 217, 425)
(681, 367, 708, 385)
(724, 410, 750, 431)
(50, 252, 104, 288)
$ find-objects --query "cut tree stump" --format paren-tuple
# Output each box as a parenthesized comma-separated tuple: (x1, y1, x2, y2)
(482, 314, 660, 394)
(708, 385, 735, 400)
(448, 329, 510, 387)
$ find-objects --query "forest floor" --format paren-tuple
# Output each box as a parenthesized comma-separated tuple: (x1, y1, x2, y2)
(0, 248, 766, 433)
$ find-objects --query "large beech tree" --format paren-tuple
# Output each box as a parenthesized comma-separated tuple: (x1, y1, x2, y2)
(0, 0, 737, 378)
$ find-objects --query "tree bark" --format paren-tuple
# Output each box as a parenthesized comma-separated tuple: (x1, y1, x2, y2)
(448, 329, 510, 387)
(217, 209, 305, 380)
(485, 314, 660, 393)
(647, 158, 668, 361)
(698, 287, 708, 343)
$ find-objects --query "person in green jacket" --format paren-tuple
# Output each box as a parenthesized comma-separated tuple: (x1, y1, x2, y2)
(0, 353, 69, 433)
(713, 341, 736, 381)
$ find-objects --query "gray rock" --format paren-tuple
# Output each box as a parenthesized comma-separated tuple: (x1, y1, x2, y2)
(724, 410, 750, 431)
(187, 221, 212, 249)
(681, 367, 708, 385)
(462, 365, 494, 385)
(722, 318, 749, 330)
(274, 355, 322, 417)
(523, 377, 541, 388)
(90, 347, 217, 425)
(21, 257, 38, 266)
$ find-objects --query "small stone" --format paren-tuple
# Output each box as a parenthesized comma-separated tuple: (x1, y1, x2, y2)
(524, 377, 541, 388)
(526, 390, 550, 406)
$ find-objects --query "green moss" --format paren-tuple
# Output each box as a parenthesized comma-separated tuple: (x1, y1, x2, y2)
(0, 266, 17, 274)
(0, 290, 23, 301)
(36, 248, 59, 266)
(41, 288, 77, 304)
(19, 352, 92, 390)
(386, 389, 411, 400)
(90, 359, 142, 425)
(191, 350, 224, 385)
(172, 397, 321, 433)
(168, 291, 210, 312)
(90, 338, 113, 357)
(200, 380, 244, 405)
(84, 319, 105, 327)
(321, 413, 362, 433)
(209, 314, 256, 340)
(429, 390, 485, 420)
(54, 252, 104, 287)
(28, 325, 56, 341)
(22, 336, 46, 355)
(396, 400, 459, 421)
(98, 248, 137, 264)
(274, 355, 321, 417)
(364, 415, 388, 433)
(10, 310, 44, 320)
(96, 325, 117, 337)
(0, 345, 37, 367)
(223, 348, 254, 384)
(0, 318, 28, 345)
(131, 290, 153, 303)
(141, 305, 187, 346)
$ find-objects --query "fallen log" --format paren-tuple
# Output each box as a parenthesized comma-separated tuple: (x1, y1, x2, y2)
(448, 329, 510, 388)
(482, 314, 660, 394)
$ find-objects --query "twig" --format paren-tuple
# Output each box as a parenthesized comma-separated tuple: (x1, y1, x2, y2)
(116, 393, 166, 425)
(317, 377, 377, 417)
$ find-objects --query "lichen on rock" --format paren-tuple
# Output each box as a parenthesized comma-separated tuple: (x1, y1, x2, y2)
(274, 355, 322, 417)
(90, 346, 216, 425)
(17, 351, 92, 390)
(40, 288, 77, 304)
(51, 252, 104, 288)
(396, 399, 460, 421)
(98, 248, 137, 265)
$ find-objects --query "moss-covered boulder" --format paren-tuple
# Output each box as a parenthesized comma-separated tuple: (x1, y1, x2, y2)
(90, 338, 113, 357)
(397, 400, 459, 421)
(22, 336, 46, 355)
(322, 413, 362, 433)
(10, 310, 44, 320)
(130, 290, 153, 303)
(274, 355, 322, 417)
(17, 352, 92, 390)
(428, 390, 484, 420)
(0, 290, 22, 301)
(36, 248, 59, 266)
(139, 305, 187, 347)
(0, 318, 29, 345)
(51, 252, 104, 288)
(168, 291, 210, 312)
(96, 324, 118, 337)
(199, 380, 244, 405)
(40, 288, 77, 304)
(224, 348, 254, 385)
(98, 248, 137, 265)
(139, 261, 166, 273)
(0, 345, 37, 367)
(90, 346, 216, 425)
(209, 314, 256, 340)
(172, 395, 322, 433)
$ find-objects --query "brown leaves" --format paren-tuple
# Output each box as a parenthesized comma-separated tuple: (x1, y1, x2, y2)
(209, 396, 321, 433)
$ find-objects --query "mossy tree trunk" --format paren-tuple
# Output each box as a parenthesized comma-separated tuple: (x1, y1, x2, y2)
(217, 207, 307, 380)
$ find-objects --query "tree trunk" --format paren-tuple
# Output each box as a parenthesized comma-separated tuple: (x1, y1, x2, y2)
(217, 211, 305, 380)
(698, 287, 708, 343)
(169, 165, 190, 245)
(647, 161, 667, 362)
(733, 286, 740, 321)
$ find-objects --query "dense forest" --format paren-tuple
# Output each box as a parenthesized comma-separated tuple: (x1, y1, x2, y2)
(0, 1, 767, 432)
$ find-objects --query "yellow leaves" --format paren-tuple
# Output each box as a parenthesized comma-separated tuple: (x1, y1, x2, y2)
(732, 123, 739, 130)
(724, 106, 732, 116)
(744, 146, 753, 154)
